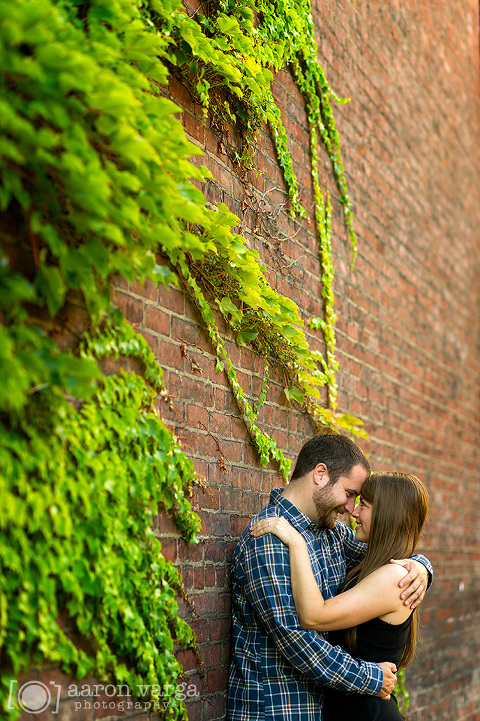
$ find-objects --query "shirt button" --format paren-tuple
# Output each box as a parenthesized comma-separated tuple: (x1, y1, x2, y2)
(308, 522, 317, 532)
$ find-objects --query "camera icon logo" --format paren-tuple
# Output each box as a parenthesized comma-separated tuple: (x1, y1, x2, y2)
(8, 680, 61, 714)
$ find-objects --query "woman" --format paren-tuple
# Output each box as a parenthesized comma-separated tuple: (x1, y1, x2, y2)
(250, 471, 429, 721)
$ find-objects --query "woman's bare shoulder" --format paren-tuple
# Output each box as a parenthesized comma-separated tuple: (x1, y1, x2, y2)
(367, 562, 409, 587)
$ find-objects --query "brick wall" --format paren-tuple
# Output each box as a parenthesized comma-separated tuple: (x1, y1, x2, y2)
(115, 1, 480, 719)
(155, 2, 479, 719)
(20, 1, 480, 720)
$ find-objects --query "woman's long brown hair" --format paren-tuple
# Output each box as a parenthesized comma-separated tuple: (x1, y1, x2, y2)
(343, 472, 429, 667)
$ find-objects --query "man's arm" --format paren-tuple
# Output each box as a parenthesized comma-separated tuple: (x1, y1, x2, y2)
(391, 554, 433, 608)
(241, 531, 385, 696)
(250, 518, 422, 631)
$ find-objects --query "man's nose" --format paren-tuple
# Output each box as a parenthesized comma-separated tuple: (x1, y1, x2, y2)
(345, 497, 356, 514)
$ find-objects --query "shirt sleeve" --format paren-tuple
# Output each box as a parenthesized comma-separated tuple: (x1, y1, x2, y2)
(239, 532, 383, 696)
(411, 554, 434, 587)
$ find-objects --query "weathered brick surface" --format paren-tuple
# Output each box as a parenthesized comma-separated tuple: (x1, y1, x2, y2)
(22, 1, 480, 720)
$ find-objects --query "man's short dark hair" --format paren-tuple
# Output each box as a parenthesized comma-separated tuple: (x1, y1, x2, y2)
(290, 433, 370, 484)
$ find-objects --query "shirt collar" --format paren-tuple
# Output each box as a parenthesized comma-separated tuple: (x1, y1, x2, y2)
(269, 487, 320, 534)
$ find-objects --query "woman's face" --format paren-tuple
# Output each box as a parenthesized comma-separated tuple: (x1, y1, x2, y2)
(351, 497, 373, 542)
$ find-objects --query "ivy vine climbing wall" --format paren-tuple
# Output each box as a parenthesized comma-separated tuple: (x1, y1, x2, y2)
(0, 0, 364, 718)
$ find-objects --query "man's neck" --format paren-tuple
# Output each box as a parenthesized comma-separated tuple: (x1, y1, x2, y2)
(281, 481, 313, 520)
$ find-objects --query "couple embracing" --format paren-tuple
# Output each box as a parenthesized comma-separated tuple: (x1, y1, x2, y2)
(228, 433, 432, 720)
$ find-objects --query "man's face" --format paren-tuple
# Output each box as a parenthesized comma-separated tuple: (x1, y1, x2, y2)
(313, 463, 368, 529)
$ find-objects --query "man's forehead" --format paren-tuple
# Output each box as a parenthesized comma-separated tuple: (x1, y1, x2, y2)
(343, 464, 368, 490)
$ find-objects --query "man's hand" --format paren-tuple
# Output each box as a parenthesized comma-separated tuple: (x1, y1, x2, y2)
(390, 558, 428, 608)
(377, 662, 397, 699)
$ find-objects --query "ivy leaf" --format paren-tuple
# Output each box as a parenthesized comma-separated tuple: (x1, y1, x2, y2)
(236, 328, 258, 345)
(149, 265, 177, 286)
(216, 15, 241, 36)
(35, 264, 67, 316)
(51, 354, 101, 399)
(217, 296, 243, 322)
(284, 386, 304, 404)
(174, 48, 188, 66)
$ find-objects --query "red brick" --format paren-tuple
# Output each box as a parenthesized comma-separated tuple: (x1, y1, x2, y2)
(193, 485, 219, 510)
(155, 513, 179, 536)
(157, 284, 185, 315)
(205, 668, 228, 693)
(112, 290, 143, 324)
(230, 515, 251, 537)
(171, 317, 198, 345)
(169, 74, 194, 112)
(198, 512, 231, 537)
(176, 648, 198, 673)
(200, 643, 223, 668)
(157, 539, 177, 562)
(207, 618, 231, 643)
(129, 277, 158, 301)
(185, 404, 210, 429)
(183, 699, 202, 721)
(183, 111, 205, 146)
(204, 564, 216, 588)
(144, 305, 170, 336)
(137, 329, 158, 356)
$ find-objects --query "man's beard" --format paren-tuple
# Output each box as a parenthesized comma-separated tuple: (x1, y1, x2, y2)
(313, 484, 345, 529)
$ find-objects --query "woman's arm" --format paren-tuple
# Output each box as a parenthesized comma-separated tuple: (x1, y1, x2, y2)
(250, 516, 407, 632)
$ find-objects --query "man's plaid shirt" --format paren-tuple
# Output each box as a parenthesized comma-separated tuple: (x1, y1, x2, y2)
(228, 488, 432, 720)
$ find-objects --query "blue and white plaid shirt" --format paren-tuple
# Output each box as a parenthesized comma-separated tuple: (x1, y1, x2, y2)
(228, 488, 432, 720)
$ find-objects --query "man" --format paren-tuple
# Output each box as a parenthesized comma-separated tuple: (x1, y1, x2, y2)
(228, 434, 432, 720)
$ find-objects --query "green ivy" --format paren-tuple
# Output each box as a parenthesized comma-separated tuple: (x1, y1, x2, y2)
(178, 258, 293, 477)
(0, 0, 368, 717)
(156, 0, 360, 421)
(0, 313, 200, 720)
(397, 668, 410, 716)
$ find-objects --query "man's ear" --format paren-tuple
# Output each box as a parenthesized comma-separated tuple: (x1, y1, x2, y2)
(312, 463, 329, 486)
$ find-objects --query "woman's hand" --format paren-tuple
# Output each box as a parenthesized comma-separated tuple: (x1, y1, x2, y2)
(250, 516, 302, 547)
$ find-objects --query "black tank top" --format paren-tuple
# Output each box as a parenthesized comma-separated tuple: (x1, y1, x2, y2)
(329, 612, 413, 666)
(322, 614, 414, 721)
